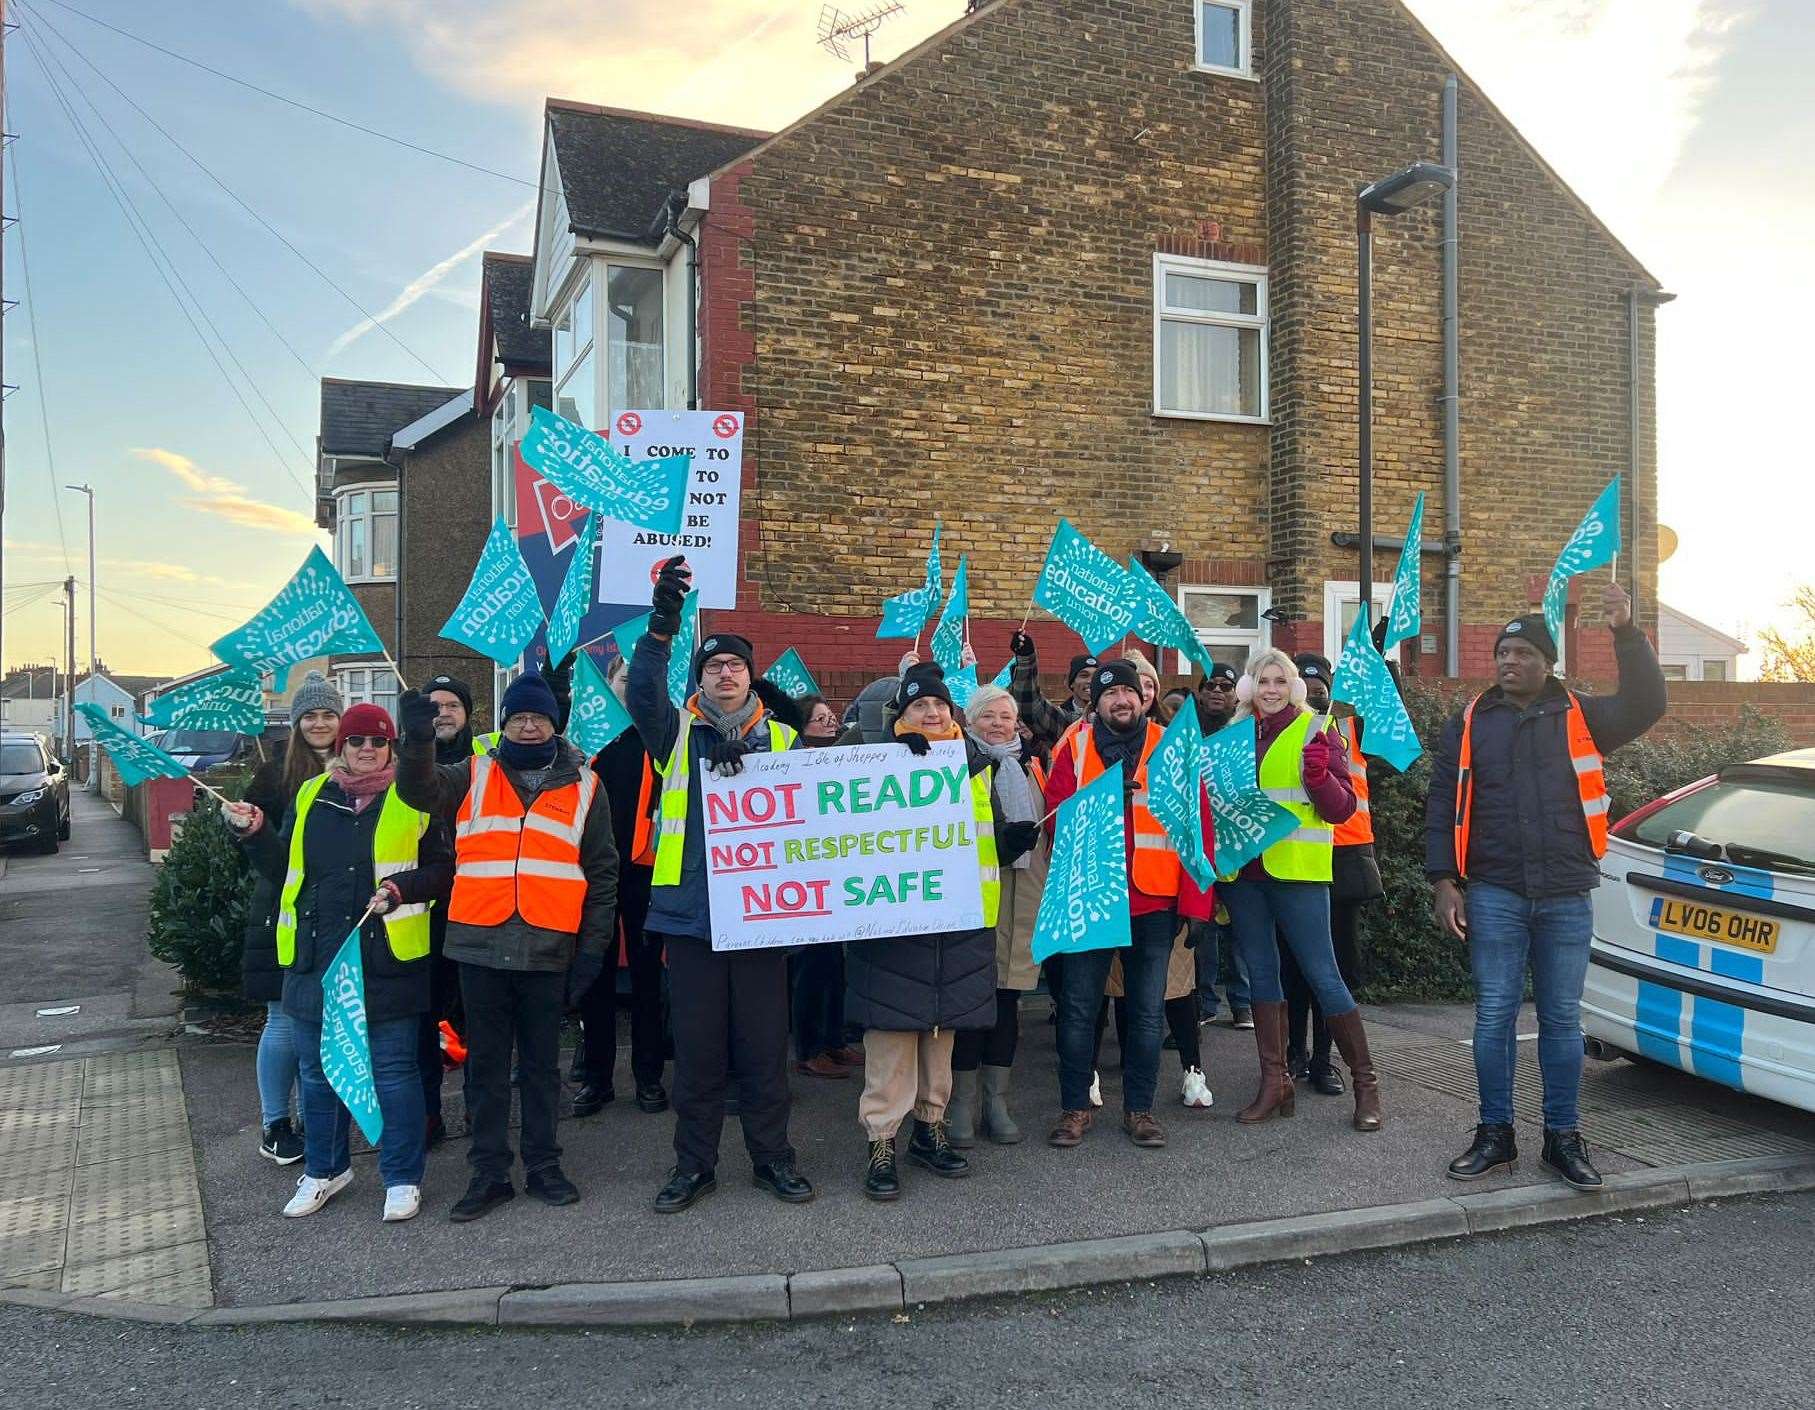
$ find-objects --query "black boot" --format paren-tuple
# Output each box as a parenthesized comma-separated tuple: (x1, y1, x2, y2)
(1541, 1129, 1604, 1190)
(863, 1138, 900, 1201)
(907, 1119, 970, 1178)
(571, 1083, 614, 1118)
(1447, 1123, 1518, 1181)
(753, 1157, 815, 1204)
(448, 1177, 514, 1223)
(652, 1167, 717, 1213)
(1307, 1056, 1346, 1097)
(1287, 1050, 1311, 1082)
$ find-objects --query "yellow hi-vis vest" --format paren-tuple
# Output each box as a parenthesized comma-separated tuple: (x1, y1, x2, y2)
(652, 714, 799, 887)
(969, 766, 1002, 929)
(471, 731, 500, 756)
(1257, 710, 1334, 883)
(275, 773, 433, 966)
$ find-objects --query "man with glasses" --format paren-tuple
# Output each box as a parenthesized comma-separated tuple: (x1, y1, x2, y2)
(626, 556, 815, 1214)
(397, 672, 618, 1222)
(1192, 663, 1253, 1029)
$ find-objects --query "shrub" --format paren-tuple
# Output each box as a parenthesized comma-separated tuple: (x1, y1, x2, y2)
(147, 799, 256, 999)
(1357, 686, 1789, 1004)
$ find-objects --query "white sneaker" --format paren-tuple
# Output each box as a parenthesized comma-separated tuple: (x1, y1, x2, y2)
(1181, 1067, 1215, 1109)
(282, 1169, 353, 1218)
(1088, 1070, 1103, 1108)
(382, 1184, 422, 1222)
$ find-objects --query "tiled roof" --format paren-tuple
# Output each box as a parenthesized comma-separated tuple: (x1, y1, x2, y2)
(482, 253, 549, 370)
(318, 379, 465, 458)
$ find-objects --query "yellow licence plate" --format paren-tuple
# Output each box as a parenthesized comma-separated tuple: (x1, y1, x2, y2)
(1653, 897, 1781, 955)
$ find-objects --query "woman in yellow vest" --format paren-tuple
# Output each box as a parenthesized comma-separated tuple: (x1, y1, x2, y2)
(1221, 649, 1383, 1133)
(224, 704, 452, 1223)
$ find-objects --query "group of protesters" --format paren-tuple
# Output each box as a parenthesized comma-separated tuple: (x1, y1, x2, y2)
(222, 551, 1665, 1223)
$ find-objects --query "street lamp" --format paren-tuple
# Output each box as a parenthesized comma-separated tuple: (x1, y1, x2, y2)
(1356, 161, 1453, 630)
(64, 483, 96, 683)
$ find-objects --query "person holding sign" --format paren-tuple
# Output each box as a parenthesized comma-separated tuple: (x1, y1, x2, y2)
(1426, 581, 1663, 1191)
(223, 705, 452, 1223)
(1042, 661, 1215, 1151)
(396, 672, 618, 1223)
(1221, 650, 1381, 1133)
(627, 556, 816, 1215)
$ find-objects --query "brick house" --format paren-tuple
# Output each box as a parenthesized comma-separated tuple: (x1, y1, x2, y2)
(524, 0, 1664, 692)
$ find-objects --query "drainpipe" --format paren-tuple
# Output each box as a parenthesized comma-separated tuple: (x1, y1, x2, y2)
(1440, 75, 1462, 676)
(658, 191, 701, 410)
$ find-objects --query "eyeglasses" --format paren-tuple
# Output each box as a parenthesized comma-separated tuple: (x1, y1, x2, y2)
(342, 735, 392, 749)
(1202, 680, 1234, 692)
(701, 659, 749, 677)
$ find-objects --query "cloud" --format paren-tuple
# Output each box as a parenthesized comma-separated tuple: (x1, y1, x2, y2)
(325, 199, 536, 362)
(131, 448, 320, 538)
(103, 557, 237, 589)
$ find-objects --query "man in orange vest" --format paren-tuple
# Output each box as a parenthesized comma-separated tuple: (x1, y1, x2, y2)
(1041, 659, 1215, 1151)
(398, 672, 619, 1223)
(1425, 580, 1664, 1191)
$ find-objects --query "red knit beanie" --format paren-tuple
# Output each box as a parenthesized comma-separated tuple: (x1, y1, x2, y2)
(335, 702, 397, 750)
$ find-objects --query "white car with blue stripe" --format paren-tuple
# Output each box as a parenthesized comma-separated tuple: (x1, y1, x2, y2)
(1583, 747, 1815, 1112)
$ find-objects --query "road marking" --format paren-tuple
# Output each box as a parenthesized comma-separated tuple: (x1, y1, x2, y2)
(36, 1005, 81, 1017)
(77, 867, 102, 873)
(8, 1045, 63, 1058)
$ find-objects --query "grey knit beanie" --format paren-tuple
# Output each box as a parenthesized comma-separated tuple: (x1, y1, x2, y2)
(289, 670, 344, 726)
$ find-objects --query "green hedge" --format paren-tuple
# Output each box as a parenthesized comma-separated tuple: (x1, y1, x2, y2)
(1356, 684, 1789, 1003)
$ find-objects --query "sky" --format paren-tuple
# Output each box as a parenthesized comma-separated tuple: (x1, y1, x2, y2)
(1, 0, 1810, 679)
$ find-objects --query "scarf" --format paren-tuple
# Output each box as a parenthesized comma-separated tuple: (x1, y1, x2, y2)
(330, 760, 396, 813)
(895, 718, 962, 743)
(696, 690, 761, 742)
(498, 736, 559, 772)
(967, 730, 1037, 869)
(1090, 715, 1149, 777)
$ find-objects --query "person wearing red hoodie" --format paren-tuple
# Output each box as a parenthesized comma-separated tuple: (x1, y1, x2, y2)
(1041, 659, 1215, 1151)
(1221, 648, 1382, 1133)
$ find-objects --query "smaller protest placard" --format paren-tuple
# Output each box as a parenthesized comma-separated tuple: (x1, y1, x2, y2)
(878, 523, 943, 640)
(211, 547, 383, 689)
(1202, 721, 1297, 879)
(441, 517, 546, 667)
(566, 650, 634, 755)
(139, 669, 264, 735)
(1031, 763, 1131, 964)
(321, 926, 383, 1144)
(1033, 519, 1139, 654)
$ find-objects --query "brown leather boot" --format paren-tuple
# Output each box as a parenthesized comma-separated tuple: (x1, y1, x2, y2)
(1236, 1001, 1295, 1124)
(1325, 1009, 1382, 1131)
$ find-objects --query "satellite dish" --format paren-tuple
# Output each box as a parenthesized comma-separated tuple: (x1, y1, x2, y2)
(1657, 524, 1679, 564)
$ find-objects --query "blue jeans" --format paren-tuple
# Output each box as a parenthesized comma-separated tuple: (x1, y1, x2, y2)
(1465, 882, 1593, 1130)
(1222, 878, 1357, 1016)
(1197, 922, 1251, 1016)
(1056, 910, 1175, 1112)
(292, 1014, 427, 1188)
(256, 1001, 300, 1128)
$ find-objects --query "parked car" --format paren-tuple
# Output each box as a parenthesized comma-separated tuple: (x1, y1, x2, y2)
(153, 727, 252, 773)
(0, 731, 72, 854)
(1582, 747, 1815, 1114)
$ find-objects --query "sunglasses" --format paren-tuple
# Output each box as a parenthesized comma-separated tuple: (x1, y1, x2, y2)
(342, 735, 392, 749)
(1202, 680, 1235, 691)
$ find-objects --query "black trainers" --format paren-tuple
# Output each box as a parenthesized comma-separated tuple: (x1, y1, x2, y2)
(1448, 1123, 1518, 1181)
(526, 1166, 581, 1206)
(752, 1158, 815, 1204)
(449, 1177, 514, 1223)
(863, 1138, 900, 1202)
(906, 1119, 970, 1178)
(653, 1167, 717, 1214)
(259, 1117, 303, 1165)
(1541, 1129, 1604, 1190)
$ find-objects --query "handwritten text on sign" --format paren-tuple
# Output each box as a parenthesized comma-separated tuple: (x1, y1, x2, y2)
(701, 740, 985, 952)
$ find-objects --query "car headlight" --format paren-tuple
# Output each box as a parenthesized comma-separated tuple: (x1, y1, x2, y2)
(12, 788, 46, 806)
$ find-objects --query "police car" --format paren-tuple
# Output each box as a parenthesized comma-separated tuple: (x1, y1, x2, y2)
(1582, 748, 1815, 1113)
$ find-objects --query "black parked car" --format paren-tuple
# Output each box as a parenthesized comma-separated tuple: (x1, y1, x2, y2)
(0, 732, 71, 854)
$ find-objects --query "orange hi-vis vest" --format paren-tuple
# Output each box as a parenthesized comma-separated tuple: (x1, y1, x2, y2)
(1453, 690, 1609, 878)
(1332, 718, 1373, 848)
(450, 752, 600, 932)
(1069, 721, 1182, 898)
(630, 754, 657, 867)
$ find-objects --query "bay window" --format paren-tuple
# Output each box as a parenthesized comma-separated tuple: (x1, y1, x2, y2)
(606, 265, 664, 416)
(334, 484, 397, 582)
(337, 665, 398, 720)
(553, 266, 597, 431)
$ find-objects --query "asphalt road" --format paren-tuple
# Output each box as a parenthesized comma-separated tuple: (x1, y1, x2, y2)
(5, 1190, 1811, 1409)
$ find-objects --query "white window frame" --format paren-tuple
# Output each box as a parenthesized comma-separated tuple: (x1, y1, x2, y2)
(1152, 253, 1269, 424)
(1192, 0, 1254, 81)
(491, 377, 553, 531)
(1177, 584, 1272, 674)
(336, 665, 398, 720)
(1321, 580, 1395, 664)
(552, 263, 598, 431)
(332, 482, 398, 584)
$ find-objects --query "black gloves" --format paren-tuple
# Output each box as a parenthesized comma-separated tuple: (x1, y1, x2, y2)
(1011, 629, 1036, 660)
(541, 649, 575, 731)
(1184, 920, 1214, 951)
(899, 731, 933, 757)
(650, 555, 691, 637)
(752, 678, 805, 733)
(565, 949, 605, 1008)
(704, 735, 751, 777)
(997, 820, 1040, 867)
(398, 689, 437, 744)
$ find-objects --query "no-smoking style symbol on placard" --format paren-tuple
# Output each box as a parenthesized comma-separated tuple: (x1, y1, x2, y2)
(616, 411, 643, 437)
(712, 414, 739, 439)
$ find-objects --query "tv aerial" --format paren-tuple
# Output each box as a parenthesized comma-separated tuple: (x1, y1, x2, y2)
(817, 2, 906, 72)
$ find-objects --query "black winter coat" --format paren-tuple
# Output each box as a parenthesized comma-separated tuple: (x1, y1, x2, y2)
(244, 775, 454, 1024)
(1423, 622, 1666, 898)
(237, 756, 288, 1002)
(843, 736, 1000, 1033)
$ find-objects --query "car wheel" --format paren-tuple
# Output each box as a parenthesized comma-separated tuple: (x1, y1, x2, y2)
(58, 811, 70, 841)
(36, 832, 58, 855)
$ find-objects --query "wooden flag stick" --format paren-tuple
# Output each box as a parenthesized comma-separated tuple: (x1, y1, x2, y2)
(379, 647, 409, 694)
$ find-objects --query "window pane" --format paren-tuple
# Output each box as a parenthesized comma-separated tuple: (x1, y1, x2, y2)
(370, 511, 397, 580)
(1662, 663, 1688, 680)
(1702, 661, 1727, 681)
(607, 266, 664, 414)
(1182, 591, 1259, 631)
(556, 349, 597, 430)
(348, 491, 367, 516)
(1165, 272, 1257, 315)
(1160, 320, 1261, 416)
(1200, 2, 1241, 69)
(1204, 643, 1252, 672)
(553, 303, 573, 378)
(572, 273, 594, 353)
(348, 517, 367, 578)
(372, 490, 397, 512)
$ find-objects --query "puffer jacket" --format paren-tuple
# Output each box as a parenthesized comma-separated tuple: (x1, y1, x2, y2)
(843, 735, 1000, 1032)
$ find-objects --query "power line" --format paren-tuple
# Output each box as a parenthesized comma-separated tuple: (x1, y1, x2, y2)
(17, 26, 316, 498)
(33, 0, 539, 190)
(21, 1, 458, 384)
(96, 584, 218, 650)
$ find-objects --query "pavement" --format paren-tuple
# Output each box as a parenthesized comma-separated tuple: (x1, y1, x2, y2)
(5, 800, 1815, 1327)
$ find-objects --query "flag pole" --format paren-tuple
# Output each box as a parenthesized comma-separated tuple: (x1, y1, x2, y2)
(380, 647, 409, 694)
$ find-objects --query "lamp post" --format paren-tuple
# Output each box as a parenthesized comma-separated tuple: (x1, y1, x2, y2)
(1356, 161, 1453, 631)
(64, 483, 96, 682)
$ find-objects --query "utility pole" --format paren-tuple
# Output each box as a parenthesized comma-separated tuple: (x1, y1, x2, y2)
(1, 0, 11, 694)
(66, 482, 95, 679)
(63, 572, 75, 762)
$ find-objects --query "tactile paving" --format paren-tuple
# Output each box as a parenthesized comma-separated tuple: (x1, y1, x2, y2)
(0, 1192, 68, 1243)
(1375, 1040, 1675, 1119)
(64, 1203, 203, 1268)
(73, 1102, 190, 1166)
(0, 1106, 79, 1157)
(0, 1228, 69, 1280)
(0, 1125, 78, 1174)
(61, 1238, 211, 1301)
(69, 1145, 199, 1223)
(0, 1060, 83, 1113)
(80, 1051, 183, 1107)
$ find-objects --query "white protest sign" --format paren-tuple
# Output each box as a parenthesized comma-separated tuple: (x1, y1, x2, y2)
(606, 409, 744, 609)
(701, 740, 986, 952)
